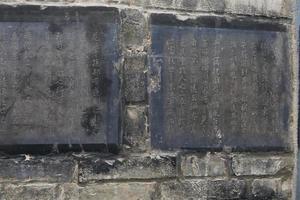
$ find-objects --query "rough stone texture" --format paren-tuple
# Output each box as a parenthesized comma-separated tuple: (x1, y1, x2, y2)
(120, 8, 148, 50)
(159, 180, 208, 200)
(61, 182, 158, 200)
(160, 179, 246, 200)
(0, 0, 293, 18)
(124, 56, 147, 103)
(180, 153, 227, 177)
(251, 178, 290, 200)
(207, 179, 246, 199)
(124, 105, 149, 151)
(232, 154, 293, 176)
(0, 156, 76, 183)
(78, 154, 176, 182)
(2, 184, 59, 200)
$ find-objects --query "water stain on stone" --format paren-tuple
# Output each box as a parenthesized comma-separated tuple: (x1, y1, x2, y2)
(48, 22, 63, 34)
(81, 106, 102, 136)
(85, 15, 107, 43)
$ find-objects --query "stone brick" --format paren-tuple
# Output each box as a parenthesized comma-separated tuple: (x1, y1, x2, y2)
(160, 180, 208, 200)
(160, 179, 246, 200)
(148, 0, 174, 8)
(0, 156, 77, 183)
(224, 0, 293, 18)
(207, 179, 246, 200)
(2, 184, 59, 200)
(61, 182, 158, 200)
(197, 0, 226, 12)
(120, 8, 148, 49)
(79, 154, 176, 182)
(124, 105, 149, 151)
(180, 153, 227, 177)
(124, 56, 147, 102)
(251, 178, 290, 200)
(232, 154, 292, 176)
(173, 0, 291, 18)
(174, 0, 199, 10)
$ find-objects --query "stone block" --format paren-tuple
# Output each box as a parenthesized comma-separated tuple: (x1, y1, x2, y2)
(3, 184, 59, 200)
(121, 8, 148, 49)
(124, 56, 147, 102)
(232, 154, 293, 176)
(79, 154, 176, 182)
(207, 179, 246, 200)
(160, 180, 208, 200)
(61, 182, 158, 200)
(0, 156, 76, 183)
(251, 178, 290, 200)
(180, 153, 227, 177)
(124, 105, 149, 151)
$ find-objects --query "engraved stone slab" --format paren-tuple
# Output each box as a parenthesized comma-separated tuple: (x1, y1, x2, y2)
(149, 14, 291, 150)
(0, 6, 121, 146)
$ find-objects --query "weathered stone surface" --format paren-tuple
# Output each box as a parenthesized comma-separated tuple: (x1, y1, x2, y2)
(124, 56, 147, 102)
(232, 154, 293, 176)
(124, 105, 150, 151)
(79, 154, 176, 182)
(149, 14, 291, 150)
(2, 184, 58, 200)
(0, 0, 292, 18)
(121, 8, 148, 49)
(0, 156, 76, 182)
(61, 182, 158, 200)
(207, 179, 246, 199)
(160, 179, 246, 200)
(160, 180, 208, 200)
(0, 6, 121, 145)
(224, 0, 293, 18)
(180, 153, 227, 177)
(251, 178, 290, 200)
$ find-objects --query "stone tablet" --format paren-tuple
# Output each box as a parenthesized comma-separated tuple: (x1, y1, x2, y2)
(149, 14, 291, 150)
(0, 6, 121, 147)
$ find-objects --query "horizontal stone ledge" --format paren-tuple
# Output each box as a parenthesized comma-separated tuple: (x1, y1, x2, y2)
(78, 153, 177, 182)
(0, 0, 293, 19)
(231, 153, 293, 176)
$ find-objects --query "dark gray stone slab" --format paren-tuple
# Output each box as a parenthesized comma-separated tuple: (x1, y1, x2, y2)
(0, 6, 121, 146)
(149, 14, 291, 150)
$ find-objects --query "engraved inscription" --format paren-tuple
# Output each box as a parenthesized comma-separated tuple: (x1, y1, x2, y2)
(150, 19, 291, 150)
(0, 7, 120, 145)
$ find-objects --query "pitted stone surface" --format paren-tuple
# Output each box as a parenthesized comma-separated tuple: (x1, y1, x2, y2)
(232, 154, 293, 176)
(181, 153, 227, 177)
(78, 154, 176, 182)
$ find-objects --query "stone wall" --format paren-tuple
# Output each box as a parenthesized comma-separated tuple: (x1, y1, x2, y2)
(0, 0, 297, 200)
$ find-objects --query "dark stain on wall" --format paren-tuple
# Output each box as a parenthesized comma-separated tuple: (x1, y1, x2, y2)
(48, 22, 63, 34)
(81, 106, 102, 136)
